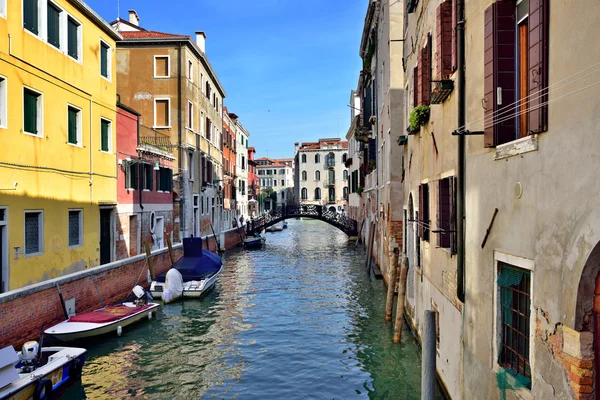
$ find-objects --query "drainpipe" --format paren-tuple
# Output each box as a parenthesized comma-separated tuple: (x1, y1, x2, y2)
(178, 44, 185, 238)
(457, 0, 466, 303)
(138, 116, 144, 211)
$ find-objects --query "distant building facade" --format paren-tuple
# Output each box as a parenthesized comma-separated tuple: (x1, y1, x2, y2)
(112, 11, 226, 242)
(255, 158, 294, 210)
(295, 139, 349, 212)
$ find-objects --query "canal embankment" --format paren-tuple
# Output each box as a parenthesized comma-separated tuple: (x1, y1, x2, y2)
(0, 227, 244, 349)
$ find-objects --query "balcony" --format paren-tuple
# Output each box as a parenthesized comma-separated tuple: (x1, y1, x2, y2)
(324, 160, 335, 169)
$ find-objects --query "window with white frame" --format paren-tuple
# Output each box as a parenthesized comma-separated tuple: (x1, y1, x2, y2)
(100, 39, 111, 80)
(100, 118, 111, 152)
(200, 111, 205, 136)
(188, 60, 193, 81)
(154, 98, 170, 128)
(23, 0, 40, 35)
(23, 87, 43, 137)
(67, 105, 81, 145)
(67, 16, 81, 61)
(24, 211, 43, 255)
(47, 1, 62, 49)
(0, 0, 6, 18)
(154, 56, 169, 78)
(188, 151, 194, 181)
(125, 161, 138, 190)
(0, 76, 6, 128)
(68, 209, 82, 247)
(187, 101, 193, 130)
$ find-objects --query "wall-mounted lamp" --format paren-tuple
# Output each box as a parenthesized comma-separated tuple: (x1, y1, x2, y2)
(154, 161, 160, 171)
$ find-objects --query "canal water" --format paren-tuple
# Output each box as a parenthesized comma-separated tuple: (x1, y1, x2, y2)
(63, 219, 443, 399)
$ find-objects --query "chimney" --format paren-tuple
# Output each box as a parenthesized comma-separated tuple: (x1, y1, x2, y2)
(294, 142, 299, 155)
(195, 31, 206, 53)
(128, 10, 140, 26)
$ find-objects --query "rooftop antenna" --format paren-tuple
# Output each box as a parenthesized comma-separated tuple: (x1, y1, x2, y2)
(117, 0, 120, 22)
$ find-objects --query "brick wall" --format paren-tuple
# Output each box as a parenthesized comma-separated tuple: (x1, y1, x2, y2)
(0, 246, 181, 350)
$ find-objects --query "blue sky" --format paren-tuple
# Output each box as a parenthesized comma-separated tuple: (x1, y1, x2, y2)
(87, 0, 367, 159)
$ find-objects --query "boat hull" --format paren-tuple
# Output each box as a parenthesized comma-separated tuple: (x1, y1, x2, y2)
(45, 303, 159, 342)
(0, 347, 86, 400)
(150, 265, 222, 300)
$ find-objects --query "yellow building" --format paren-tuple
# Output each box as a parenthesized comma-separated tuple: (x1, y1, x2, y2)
(0, 0, 121, 291)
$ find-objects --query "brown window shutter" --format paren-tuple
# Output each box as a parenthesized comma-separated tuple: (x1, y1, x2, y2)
(528, 0, 549, 134)
(418, 185, 424, 238)
(155, 57, 168, 77)
(420, 46, 431, 105)
(450, 176, 457, 255)
(483, 2, 516, 148)
(437, 1, 453, 79)
(155, 100, 168, 127)
(417, 49, 423, 106)
(423, 183, 430, 241)
(436, 180, 441, 247)
(413, 66, 419, 108)
(451, 0, 457, 72)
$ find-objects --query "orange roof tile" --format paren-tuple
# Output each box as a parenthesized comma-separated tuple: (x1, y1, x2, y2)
(120, 30, 188, 39)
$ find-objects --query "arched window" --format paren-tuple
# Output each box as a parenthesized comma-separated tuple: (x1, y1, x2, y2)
(315, 154, 320, 163)
(302, 171, 307, 181)
(342, 153, 348, 163)
(301, 188, 308, 200)
(343, 186, 349, 200)
(328, 169, 335, 183)
(301, 154, 306, 163)
(315, 170, 321, 181)
(326, 152, 335, 168)
(328, 187, 335, 202)
(343, 170, 348, 180)
(314, 187, 321, 200)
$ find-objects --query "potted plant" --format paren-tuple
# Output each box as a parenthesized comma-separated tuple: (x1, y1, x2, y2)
(356, 186, 364, 197)
(407, 105, 430, 134)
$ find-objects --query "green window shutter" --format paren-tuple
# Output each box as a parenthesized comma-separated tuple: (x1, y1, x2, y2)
(156, 169, 161, 191)
(68, 107, 78, 144)
(132, 164, 139, 189)
(47, 3, 60, 48)
(145, 165, 153, 190)
(24, 90, 38, 134)
(100, 43, 109, 78)
(167, 169, 173, 192)
(67, 18, 79, 59)
(100, 120, 109, 151)
(24, 0, 38, 34)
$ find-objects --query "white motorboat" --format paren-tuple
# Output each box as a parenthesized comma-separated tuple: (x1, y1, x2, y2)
(150, 237, 223, 302)
(45, 286, 159, 342)
(0, 342, 86, 400)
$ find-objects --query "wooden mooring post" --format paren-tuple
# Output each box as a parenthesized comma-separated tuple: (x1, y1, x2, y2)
(166, 235, 176, 265)
(144, 242, 155, 280)
(385, 248, 400, 321)
(393, 254, 409, 343)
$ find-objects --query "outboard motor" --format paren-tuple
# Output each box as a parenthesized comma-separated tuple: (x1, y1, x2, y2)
(19, 341, 40, 372)
(132, 285, 153, 306)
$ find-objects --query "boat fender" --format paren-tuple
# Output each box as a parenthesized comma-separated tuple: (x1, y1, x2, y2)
(148, 311, 153, 320)
(117, 326, 123, 336)
(33, 378, 53, 400)
(69, 360, 82, 379)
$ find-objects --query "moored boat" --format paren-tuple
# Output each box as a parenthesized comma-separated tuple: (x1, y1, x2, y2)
(0, 342, 86, 400)
(243, 233, 266, 248)
(150, 237, 223, 301)
(282, 220, 288, 229)
(45, 286, 158, 342)
(265, 222, 284, 232)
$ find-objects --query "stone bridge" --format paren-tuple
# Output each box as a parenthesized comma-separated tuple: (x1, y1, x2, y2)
(247, 204, 358, 236)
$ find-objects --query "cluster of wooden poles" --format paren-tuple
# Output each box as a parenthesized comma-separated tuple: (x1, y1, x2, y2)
(384, 248, 409, 343)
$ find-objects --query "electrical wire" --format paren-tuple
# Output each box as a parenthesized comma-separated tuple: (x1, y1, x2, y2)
(0, 161, 116, 179)
(455, 61, 600, 133)
(469, 78, 600, 132)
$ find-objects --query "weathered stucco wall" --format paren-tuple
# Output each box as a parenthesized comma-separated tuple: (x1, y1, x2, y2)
(463, 0, 600, 398)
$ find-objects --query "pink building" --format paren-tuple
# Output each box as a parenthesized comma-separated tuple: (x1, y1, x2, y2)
(115, 103, 176, 260)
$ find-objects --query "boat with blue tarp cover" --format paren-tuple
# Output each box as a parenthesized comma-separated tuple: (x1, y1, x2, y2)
(150, 237, 223, 301)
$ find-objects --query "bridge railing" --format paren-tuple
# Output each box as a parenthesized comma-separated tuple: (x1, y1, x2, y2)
(246, 204, 357, 236)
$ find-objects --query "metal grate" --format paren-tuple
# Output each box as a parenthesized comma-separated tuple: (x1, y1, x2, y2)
(25, 212, 40, 254)
(68, 211, 80, 247)
(498, 262, 531, 386)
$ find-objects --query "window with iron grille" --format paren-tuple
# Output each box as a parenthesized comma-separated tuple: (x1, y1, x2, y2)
(68, 210, 82, 247)
(25, 211, 43, 255)
(498, 262, 532, 388)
